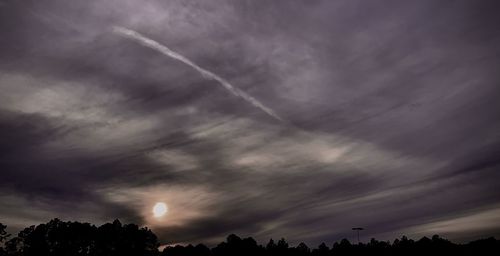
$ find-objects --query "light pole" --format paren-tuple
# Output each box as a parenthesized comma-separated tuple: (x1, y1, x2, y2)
(352, 227, 364, 244)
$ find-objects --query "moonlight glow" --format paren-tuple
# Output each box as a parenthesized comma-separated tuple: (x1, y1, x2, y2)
(153, 202, 168, 217)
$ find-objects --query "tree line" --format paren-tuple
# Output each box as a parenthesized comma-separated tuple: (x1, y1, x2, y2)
(0, 219, 499, 256)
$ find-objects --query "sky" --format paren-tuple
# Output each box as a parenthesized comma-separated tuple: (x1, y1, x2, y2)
(1, 0, 500, 246)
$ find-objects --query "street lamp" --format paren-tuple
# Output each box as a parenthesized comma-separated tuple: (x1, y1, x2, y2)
(352, 227, 364, 244)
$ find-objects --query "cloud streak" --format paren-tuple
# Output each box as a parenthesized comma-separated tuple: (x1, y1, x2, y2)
(111, 26, 283, 122)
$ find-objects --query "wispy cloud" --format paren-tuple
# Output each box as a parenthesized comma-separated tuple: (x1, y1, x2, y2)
(111, 26, 283, 121)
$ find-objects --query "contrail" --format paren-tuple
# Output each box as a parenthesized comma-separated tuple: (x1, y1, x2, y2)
(111, 26, 283, 121)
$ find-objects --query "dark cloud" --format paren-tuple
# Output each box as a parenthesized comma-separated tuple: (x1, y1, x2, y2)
(1, 0, 500, 246)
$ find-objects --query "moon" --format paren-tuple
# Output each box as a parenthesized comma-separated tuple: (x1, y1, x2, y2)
(152, 202, 168, 217)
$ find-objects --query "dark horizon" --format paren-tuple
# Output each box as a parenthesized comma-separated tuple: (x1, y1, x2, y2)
(1, 219, 499, 250)
(2, 218, 497, 247)
(1, 0, 500, 247)
(2, 219, 500, 256)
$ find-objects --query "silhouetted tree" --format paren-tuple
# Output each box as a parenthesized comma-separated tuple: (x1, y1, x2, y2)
(18, 224, 49, 256)
(0, 224, 9, 243)
(94, 219, 158, 256)
(464, 237, 500, 255)
(44, 219, 96, 256)
(11, 219, 96, 256)
(212, 234, 262, 256)
(331, 238, 352, 255)
(2, 219, 158, 256)
(0, 223, 9, 256)
(292, 242, 310, 256)
(4, 237, 23, 256)
(266, 239, 276, 251)
(311, 242, 329, 256)
(193, 244, 211, 256)
(277, 238, 289, 249)
(162, 245, 184, 256)
(162, 243, 213, 256)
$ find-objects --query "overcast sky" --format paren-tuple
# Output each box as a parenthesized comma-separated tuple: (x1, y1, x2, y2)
(1, 0, 500, 246)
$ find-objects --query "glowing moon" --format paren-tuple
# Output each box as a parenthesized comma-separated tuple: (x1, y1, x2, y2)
(153, 202, 168, 217)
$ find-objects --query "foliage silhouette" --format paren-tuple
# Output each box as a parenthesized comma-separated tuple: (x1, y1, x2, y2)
(0, 220, 157, 256)
(0, 224, 9, 243)
(1, 220, 499, 256)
